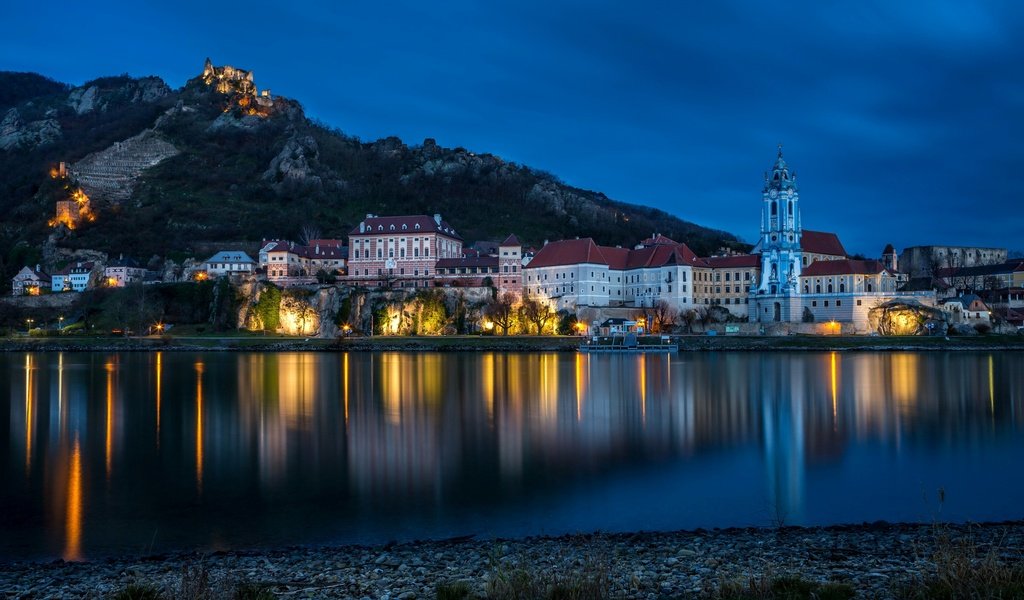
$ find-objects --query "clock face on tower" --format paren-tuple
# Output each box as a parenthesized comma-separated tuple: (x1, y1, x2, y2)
(385, 258, 396, 269)
(769, 189, 778, 198)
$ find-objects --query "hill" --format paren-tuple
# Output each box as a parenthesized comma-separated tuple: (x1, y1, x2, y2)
(0, 60, 744, 287)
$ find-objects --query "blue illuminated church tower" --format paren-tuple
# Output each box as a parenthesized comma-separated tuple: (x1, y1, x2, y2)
(751, 146, 804, 322)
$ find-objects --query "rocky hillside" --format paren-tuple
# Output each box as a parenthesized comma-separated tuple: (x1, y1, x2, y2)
(0, 63, 743, 287)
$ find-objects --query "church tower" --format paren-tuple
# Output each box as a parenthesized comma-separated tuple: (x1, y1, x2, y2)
(752, 146, 804, 323)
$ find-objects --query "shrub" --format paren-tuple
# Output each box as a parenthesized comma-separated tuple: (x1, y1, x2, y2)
(111, 583, 163, 600)
(435, 581, 472, 600)
(973, 322, 991, 335)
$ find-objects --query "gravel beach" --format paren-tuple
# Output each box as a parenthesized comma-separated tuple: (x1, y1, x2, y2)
(2, 522, 1022, 599)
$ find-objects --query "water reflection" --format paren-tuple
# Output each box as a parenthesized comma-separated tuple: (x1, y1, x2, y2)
(3, 350, 1024, 560)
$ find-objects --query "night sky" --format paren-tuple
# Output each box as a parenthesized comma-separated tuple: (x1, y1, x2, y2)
(4, 1, 1022, 255)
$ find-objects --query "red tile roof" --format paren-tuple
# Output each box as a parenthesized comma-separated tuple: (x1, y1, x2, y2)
(349, 214, 462, 240)
(703, 254, 761, 268)
(801, 230, 847, 257)
(527, 238, 606, 268)
(802, 259, 887, 276)
(638, 233, 678, 247)
(525, 238, 703, 270)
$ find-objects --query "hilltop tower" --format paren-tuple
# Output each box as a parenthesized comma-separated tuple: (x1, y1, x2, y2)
(752, 146, 804, 322)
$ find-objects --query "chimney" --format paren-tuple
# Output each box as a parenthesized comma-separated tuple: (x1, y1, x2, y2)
(544, 239, 549, 246)
(35, 264, 41, 273)
(434, 213, 442, 225)
(359, 221, 365, 233)
(366, 213, 374, 219)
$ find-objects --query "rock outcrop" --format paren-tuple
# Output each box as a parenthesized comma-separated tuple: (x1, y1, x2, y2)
(262, 135, 323, 192)
(66, 77, 170, 115)
(868, 299, 947, 336)
(0, 108, 61, 150)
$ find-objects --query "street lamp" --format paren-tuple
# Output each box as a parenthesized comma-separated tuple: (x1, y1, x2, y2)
(26, 318, 34, 334)
(58, 315, 64, 331)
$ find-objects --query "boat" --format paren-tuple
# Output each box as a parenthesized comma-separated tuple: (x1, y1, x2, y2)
(578, 333, 678, 353)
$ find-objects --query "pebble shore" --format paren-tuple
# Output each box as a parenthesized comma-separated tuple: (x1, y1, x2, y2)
(2, 522, 1022, 599)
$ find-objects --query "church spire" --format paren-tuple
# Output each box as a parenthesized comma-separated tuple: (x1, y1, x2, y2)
(764, 144, 797, 192)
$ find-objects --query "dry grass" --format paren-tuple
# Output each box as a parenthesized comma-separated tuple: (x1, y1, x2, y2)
(896, 529, 1024, 600)
(485, 550, 610, 600)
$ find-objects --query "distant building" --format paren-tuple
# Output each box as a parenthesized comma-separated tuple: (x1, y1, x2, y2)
(937, 258, 1024, 292)
(11, 265, 49, 296)
(202, 251, 256, 277)
(103, 256, 146, 287)
(939, 294, 992, 326)
(51, 262, 96, 293)
(346, 214, 462, 288)
(899, 245, 1007, 279)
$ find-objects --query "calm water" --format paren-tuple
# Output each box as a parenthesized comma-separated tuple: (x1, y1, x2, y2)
(2, 351, 1023, 561)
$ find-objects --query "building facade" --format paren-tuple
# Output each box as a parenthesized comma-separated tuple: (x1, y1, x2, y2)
(11, 266, 49, 296)
(751, 147, 804, 322)
(347, 214, 462, 288)
(203, 251, 256, 277)
(104, 257, 146, 287)
(522, 236, 704, 311)
(900, 245, 1007, 279)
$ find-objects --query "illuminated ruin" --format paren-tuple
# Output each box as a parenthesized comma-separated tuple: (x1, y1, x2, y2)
(48, 163, 94, 230)
(201, 58, 274, 117)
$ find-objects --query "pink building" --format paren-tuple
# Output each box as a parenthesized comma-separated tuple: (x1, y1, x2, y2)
(347, 214, 462, 288)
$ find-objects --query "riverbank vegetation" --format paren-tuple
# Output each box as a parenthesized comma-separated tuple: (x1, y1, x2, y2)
(81, 523, 1024, 600)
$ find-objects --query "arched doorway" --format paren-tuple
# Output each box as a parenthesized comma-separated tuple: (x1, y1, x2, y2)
(773, 302, 781, 322)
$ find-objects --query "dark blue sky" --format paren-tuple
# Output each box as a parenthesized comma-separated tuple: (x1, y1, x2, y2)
(4, 1, 1023, 255)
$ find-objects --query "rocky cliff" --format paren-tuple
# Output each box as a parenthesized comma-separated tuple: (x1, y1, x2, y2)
(0, 60, 744, 292)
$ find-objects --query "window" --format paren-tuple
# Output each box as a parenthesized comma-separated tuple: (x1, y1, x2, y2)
(824, 300, 829, 307)
(836, 300, 842, 306)
(812, 300, 817, 307)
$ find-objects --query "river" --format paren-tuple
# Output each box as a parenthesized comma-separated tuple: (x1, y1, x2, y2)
(2, 351, 1022, 561)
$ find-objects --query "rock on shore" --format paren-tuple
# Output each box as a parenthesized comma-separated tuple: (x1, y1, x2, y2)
(2, 522, 1022, 599)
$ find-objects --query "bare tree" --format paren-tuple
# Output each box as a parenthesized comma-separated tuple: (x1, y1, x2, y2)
(650, 300, 678, 334)
(520, 295, 554, 335)
(679, 309, 698, 334)
(299, 225, 322, 246)
(485, 292, 517, 335)
(693, 305, 712, 332)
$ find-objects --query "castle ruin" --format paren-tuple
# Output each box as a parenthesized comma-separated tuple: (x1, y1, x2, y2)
(201, 58, 275, 113)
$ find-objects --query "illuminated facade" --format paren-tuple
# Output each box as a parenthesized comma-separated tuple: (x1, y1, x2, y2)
(750, 147, 804, 322)
(346, 214, 462, 288)
(522, 236, 705, 311)
(103, 257, 146, 287)
(749, 148, 936, 330)
(11, 265, 50, 296)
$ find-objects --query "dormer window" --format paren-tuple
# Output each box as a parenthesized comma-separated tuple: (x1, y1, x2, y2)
(415, 224, 420, 230)
(402, 224, 407, 230)
(377, 225, 383, 231)
(389, 225, 395, 231)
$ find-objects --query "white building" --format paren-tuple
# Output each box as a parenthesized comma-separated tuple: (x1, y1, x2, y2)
(522, 237, 704, 311)
(51, 262, 96, 292)
(11, 265, 49, 296)
(202, 251, 256, 277)
(103, 257, 146, 287)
